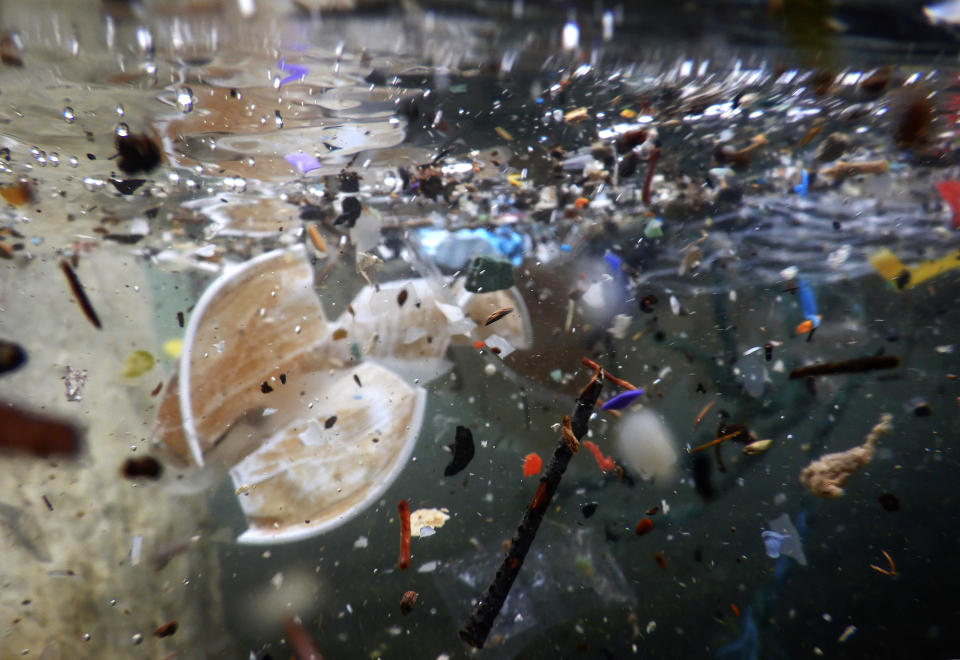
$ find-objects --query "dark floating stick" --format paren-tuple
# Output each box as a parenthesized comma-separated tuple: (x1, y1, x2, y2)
(59, 260, 101, 329)
(459, 373, 603, 649)
(788, 355, 900, 379)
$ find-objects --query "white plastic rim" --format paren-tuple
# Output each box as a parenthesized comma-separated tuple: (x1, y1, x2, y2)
(178, 245, 307, 468)
(232, 385, 427, 545)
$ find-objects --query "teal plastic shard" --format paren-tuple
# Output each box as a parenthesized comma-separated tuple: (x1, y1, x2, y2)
(465, 256, 514, 293)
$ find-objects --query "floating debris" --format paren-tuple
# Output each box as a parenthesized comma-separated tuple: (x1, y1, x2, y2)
(153, 621, 178, 638)
(522, 452, 542, 477)
(653, 552, 668, 571)
(582, 440, 615, 471)
(409, 508, 450, 537)
(600, 388, 644, 411)
(761, 513, 807, 565)
(115, 132, 162, 174)
(635, 518, 654, 536)
(59, 260, 102, 330)
(0, 180, 32, 206)
(465, 256, 514, 293)
(0, 401, 81, 458)
(459, 374, 603, 649)
(122, 350, 155, 379)
(62, 366, 87, 402)
(397, 499, 411, 571)
(581, 502, 598, 519)
(443, 425, 475, 477)
(788, 355, 900, 379)
(483, 307, 514, 326)
(0, 340, 26, 374)
(742, 439, 773, 455)
(870, 549, 897, 577)
(400, 590, 419, 615)
(800, 414, 893, 498)
(121, 456, 163, 480)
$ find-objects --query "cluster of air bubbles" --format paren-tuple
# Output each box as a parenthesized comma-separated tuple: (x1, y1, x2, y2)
(224, 176, 247, 193)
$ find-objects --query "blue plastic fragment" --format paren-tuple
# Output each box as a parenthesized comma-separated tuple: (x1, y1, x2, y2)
(414, 226, 526, 268)
(600, 389, 644, 410)
(796, 278, 821, 328)
(761, 530, 789, 559)
(285, 152, 322, 174)
(277, 60, 309, 86)
(793, 169, 809, 196)
(603, 250, 623, 275)
(560, 243, 572, 252)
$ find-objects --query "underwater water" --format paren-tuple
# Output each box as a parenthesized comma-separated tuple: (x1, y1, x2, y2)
(0, 1, 959, 658)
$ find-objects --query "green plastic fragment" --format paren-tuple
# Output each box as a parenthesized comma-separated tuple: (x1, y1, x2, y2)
(122, 350, 155, 378)
(465, 256, 514, 293)
(549, 368, 563, 383)
(350, 341, 363, 362)
(644, 218, 664, 238)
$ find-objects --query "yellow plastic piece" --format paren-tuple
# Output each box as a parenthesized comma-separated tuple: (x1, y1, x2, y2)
(869, 247, 960, 290)
(122, 350, 155, 378)
(162, 338, 183, 359)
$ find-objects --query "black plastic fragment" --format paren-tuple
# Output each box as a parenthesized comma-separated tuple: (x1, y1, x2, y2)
(443, 425, 475, 477)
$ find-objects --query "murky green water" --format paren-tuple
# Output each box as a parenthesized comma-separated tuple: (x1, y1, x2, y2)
(0, 2, 958, 658)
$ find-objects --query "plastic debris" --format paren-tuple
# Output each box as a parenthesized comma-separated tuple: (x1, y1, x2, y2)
(522, 452, 542, 477)
(761, 513, 807, 565)
(600, 389, 645, 410)
(122, 350, 155, 378)
(285, 152, 322, 175)
(409, 508, 450, 537)
(444, 425, 475, 476)
(62, 366, 87, 402)
(465, 256, 514, 293)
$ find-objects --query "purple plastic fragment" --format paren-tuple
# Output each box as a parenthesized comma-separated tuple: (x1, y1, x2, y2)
(277, 60, 309, 86)
(600, 388, 644, 410)
(285, 152, 322, 174)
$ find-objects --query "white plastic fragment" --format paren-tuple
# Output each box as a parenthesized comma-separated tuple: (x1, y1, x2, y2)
(417, 560, 439, 573)
(270, 572, 283, 590)
(838, 624, 857, 643)
(483, 333, 515, 358)
(669, 295, 681, 315)
(130, 535, 143, 566)
(353, 536, 368, 549)
(780, 266, 799, 280)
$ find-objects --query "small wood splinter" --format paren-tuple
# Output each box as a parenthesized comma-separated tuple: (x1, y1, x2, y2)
(59, 260, 102, 329)
(581, 357, 639, 391)
(870, 549, 897, 577)
(689, 429, 745, 454)
(561, 415, 578, 453)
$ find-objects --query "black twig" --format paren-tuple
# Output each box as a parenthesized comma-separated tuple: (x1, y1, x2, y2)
(458, 374, 604, 649)
(59, 260, 101, 329)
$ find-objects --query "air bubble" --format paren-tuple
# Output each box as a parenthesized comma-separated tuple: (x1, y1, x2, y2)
(115, 123, 129, 137)
(115, 103, 125, 117)
(176, 86, 194, 113)
(62, 107, 76, 123)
